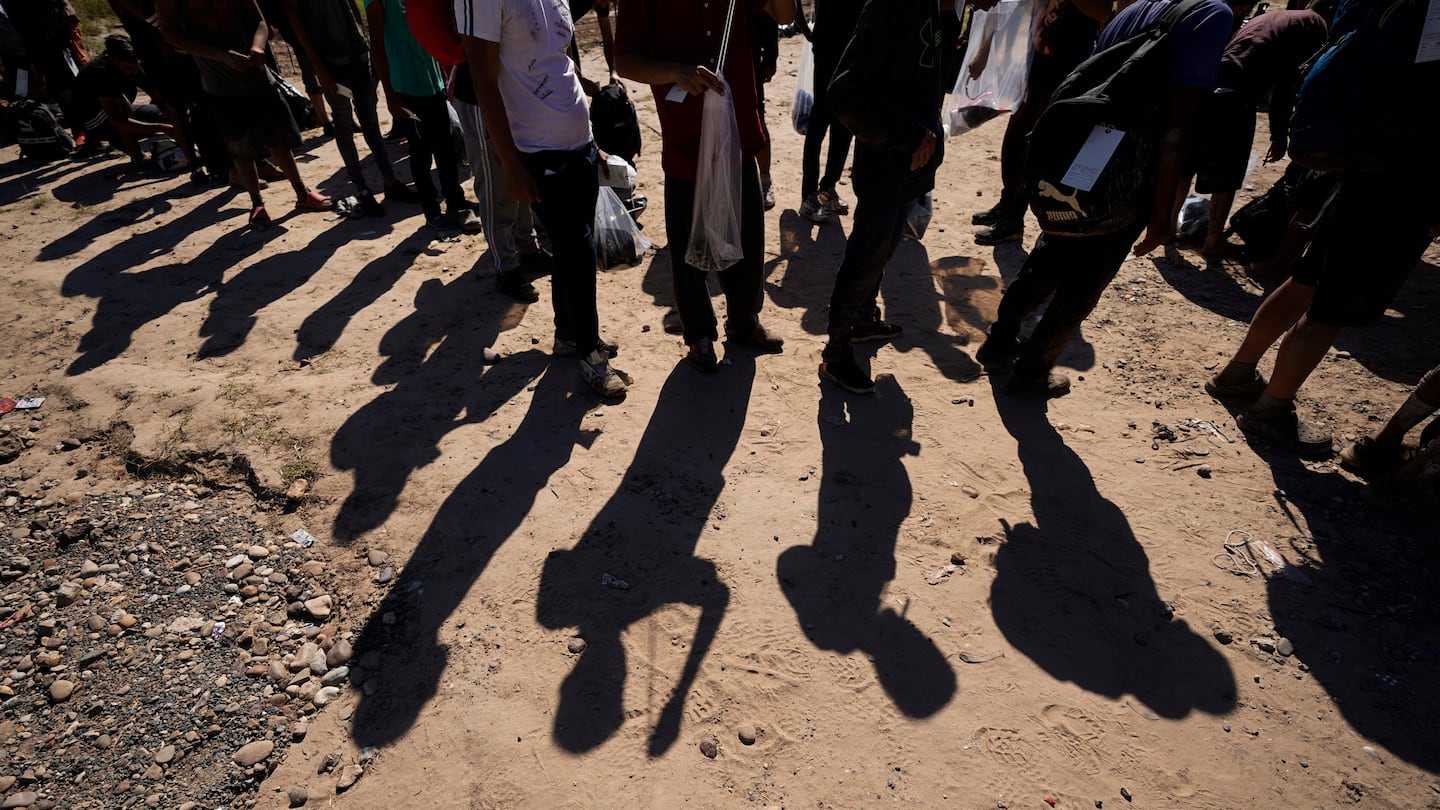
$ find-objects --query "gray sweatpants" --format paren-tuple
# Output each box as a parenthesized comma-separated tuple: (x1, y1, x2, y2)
(452, 96, 536, 276)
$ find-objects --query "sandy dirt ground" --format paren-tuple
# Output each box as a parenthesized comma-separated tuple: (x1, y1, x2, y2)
(2, 26, 1439, 810)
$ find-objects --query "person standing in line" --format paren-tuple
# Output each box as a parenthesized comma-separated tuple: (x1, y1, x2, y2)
(457, 0, 628, 398)
(795, 0, 862, 224)
(369, 0, 478, 231)
(614, 0, 795, 373)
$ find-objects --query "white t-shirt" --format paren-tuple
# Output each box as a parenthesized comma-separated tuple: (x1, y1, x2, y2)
(456, 0, 593, 152)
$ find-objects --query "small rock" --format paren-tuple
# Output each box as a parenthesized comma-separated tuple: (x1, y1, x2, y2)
(232, 739, 275, 767)
(1212, 629, 1234, 645)
(336, 765, 364, 792)
(321, 666, 350, 686)
(960, 485, 979, 499)
(699, 738, 718, 759)
(375, 566, 395, 584)
(286, 479, 310, 500)
(1, 792, 38, 809)
(367, 549, 389, 567)
(1253, 637, 1277, 654)
(247, 545, 269, 559)
(317, 751, 342, 775)
(49, 680, 76, 702)
(950, 551, 966, 566)
(304, 595, 333, 620)
(567, 638, 587, 654)
(154, 745, 176, 764)
(1197, 465, 1212, 479)
(1120, 787, 1133, 802)
(737, 725, 757, 745)
(291, 720, 309, 741)
(326, 640, 353, 668)
(313, 686, 341, 707)
(287, 786, 308, 807)
(1277, 637, 1294, 657)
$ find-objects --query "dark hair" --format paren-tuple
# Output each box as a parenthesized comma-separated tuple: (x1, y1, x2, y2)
(104, 33, 138, 62)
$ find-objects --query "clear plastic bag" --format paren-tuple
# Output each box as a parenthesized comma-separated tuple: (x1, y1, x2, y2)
(944, 0, 1034, 137)
(685, 75, 745, 273)
(792, 38, 815, 135)
(1175, 194, 1209, 242)
(595, 185, 652, 270)
(904, 193, 933, 240)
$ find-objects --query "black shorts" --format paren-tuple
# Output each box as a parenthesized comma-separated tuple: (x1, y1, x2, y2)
(1194, 91, 1255, 195)
(1292, 171, 1437, 327)
(208, 85, 300, 161)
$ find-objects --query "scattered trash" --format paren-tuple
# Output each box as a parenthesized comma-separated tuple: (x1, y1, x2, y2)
(956, 651, 1004, 664)
(291, 529, 316, 548)
(211, 621, 226, 639)
(0, 396, 42, 414)
(600, 573, 630, 590)
(1362, 745, 1385, 764)
(0, 398, 12, 415)
(1044, 798, 1057, 807)
(926, 564, 959, 585)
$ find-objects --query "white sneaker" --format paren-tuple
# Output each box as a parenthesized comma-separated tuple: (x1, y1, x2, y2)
(799, 193, 832, 223)
(816, 188, 849, 215)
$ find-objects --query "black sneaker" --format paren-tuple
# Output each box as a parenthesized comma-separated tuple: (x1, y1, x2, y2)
(850, 319, 902, 343)
(1000, 370, 1071, 398)
(975, 335, 1020, 370)
(1237, 406, 1333, 459)
(819, 348, 876, 394)
(975, 218, 1024, 245)
(358, 193, 385, 217)
(972, 202, 1019, 227)
(383, 182, 419, 203)
(497, 270, 540, 303)
(554, 337, 618, 358)
(688, 338, 719, 373)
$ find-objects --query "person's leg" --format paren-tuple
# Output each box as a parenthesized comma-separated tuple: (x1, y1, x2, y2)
(413, 92, 466, 212)
(1231, 279, 1316, 365)
(975, 54, 1066, 238)
(322, 82, 370, 195)
(455, 97, 535, 298)
(1203, 191, 1238, 253)
(719, 159, 781, 348)
(800, 98, 827, 200)
(1375, 366, 1440, 446)
(521, 147, 601, 350)
(396, 96, 439, 219)
(819, 191, 908, 392)
(664, 172, 720, 350)
(345, 58, 401, 187)
(976, 234, 1069, 366)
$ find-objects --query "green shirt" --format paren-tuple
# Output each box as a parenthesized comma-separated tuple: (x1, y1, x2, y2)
(366, 0, 443, 95)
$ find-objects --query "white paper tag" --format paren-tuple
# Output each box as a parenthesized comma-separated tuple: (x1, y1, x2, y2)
(665, 84, 688, 103)
(1061, 126, 1126, 192)
(1418, 0, 1440, 63)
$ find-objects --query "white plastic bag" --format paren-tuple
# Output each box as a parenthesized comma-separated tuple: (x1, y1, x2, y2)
(685, 75, 745, 273)
(792, 38, 815, 135)
(595, 185, 652, 270)
(944, 0, 1035, 137)
(599, 153, 638, 190)
(1175, 194, 1209, 242)
(904, 193, 933, 241)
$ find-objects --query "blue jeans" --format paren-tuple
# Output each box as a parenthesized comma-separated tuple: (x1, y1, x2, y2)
(519, 144, 601, 350)
(826, 195, 909, 339)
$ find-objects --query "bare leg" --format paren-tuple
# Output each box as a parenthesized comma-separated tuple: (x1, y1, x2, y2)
(1263, 315, 1341, 401)
(1202, 191, 1239, 254)
(266, 143, 309, 201)
(1232, 279, 1315, 365)
(235, 159, 264, 207)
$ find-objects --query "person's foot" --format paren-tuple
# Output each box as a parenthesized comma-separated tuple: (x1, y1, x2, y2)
(1000, 369, 1071, 398)
(972, 203, 1013, 227)
(975, 218, 1024, 245)
(358, 193, 385, 217)
(1205, 363, 1269, 401)
(296, 190, 333, 211)
(818, 346, 875, 394)
(1338, 436, 1412, 477)
(975, 334, 1020, 370)
(724, 323, 784, 353)
(662, 309, 684, 335)
(1237, 402, 1333, 459)
(189, 168, 210, 184)
(799, 193, 832, 224)
(816, 187, 849, 216)
(428, 211, 463, 231)
(850, 318, 902, 343)
(457, 208, 482, 234)
(1200, 239, 1245, 258)
(248, 205, 271, 230)
(320, 121, 336, 139)
(382, 125, 405, 143)
(580, 349, 627, 400)
(496, 270, 539, 303)
(761, 181, 776, 211)
(554, 337, 619, 358)
(688, 338, 719, 373)
(383, 181, 419, 203)
(257, 161, 285, 182)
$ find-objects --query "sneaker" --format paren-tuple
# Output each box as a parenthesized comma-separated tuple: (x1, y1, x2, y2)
(497, 270, 540, 303)
(383, 182, 419, 203)
(1338, 436, 1411, 477)
(555, 337, 619, 358)
(580, 350, 627, 399)
(818, 347, 875, 394)
(762, 181, 776, 211)
(1205, 367, 1269, 401)
(688, 338, 719, 373)
(799, 193, 832, 224)
(975, 335, 1021, 371)
(724, 323, 784, 353)
(850, 319, 902, 343)
(975, 218, 1024, 245)
(457, 208, 482, 234)
(816, 188, 849, 216)
(428, 211, 464, 231)
(1000, 370, 1071, 398)
(358, 193, 385, 217)
(321, 121, 336, 138)
(1237, 405, 1333, 459)
(971, 202, 1017, 227)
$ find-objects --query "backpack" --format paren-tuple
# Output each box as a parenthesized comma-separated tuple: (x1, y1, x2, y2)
(589, 83, 642, 165)
(1025, 0, 1205, 237)
(1288, 0, 1438, 172)
(13, 98, 75, 161)
(270, 68, 319, 131)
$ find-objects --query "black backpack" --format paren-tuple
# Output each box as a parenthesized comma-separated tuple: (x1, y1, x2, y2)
(589, 83, 642, 165)
(13, 99, 75, 162)
(1025, 0, 1204, 237)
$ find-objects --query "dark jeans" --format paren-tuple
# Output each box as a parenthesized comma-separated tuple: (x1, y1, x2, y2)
(396, 91, 465, 219)
(324, 56, 394, 195)
(663, 159, 766, 345)
(989, 221, 1146, 377)
(519, 144, 601, 351)
(995, 52, 1083, 217)
(801, 53, 853, 199)
(826, 194, 909, 339)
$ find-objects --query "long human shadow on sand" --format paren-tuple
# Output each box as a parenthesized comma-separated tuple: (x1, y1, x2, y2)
(329, 273, 530, 543)
(348, 360, 597, 748)
(778, 376, 957, 719)
(535, 354, 755, 756)
(988, 383, 1236, 718)
(762, 210, 849, 337)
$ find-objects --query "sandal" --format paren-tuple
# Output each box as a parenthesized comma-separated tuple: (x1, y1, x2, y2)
(249, 205, 271, 230)
(1237, 406, 1332, 459)
(296, 190, 333, 211)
